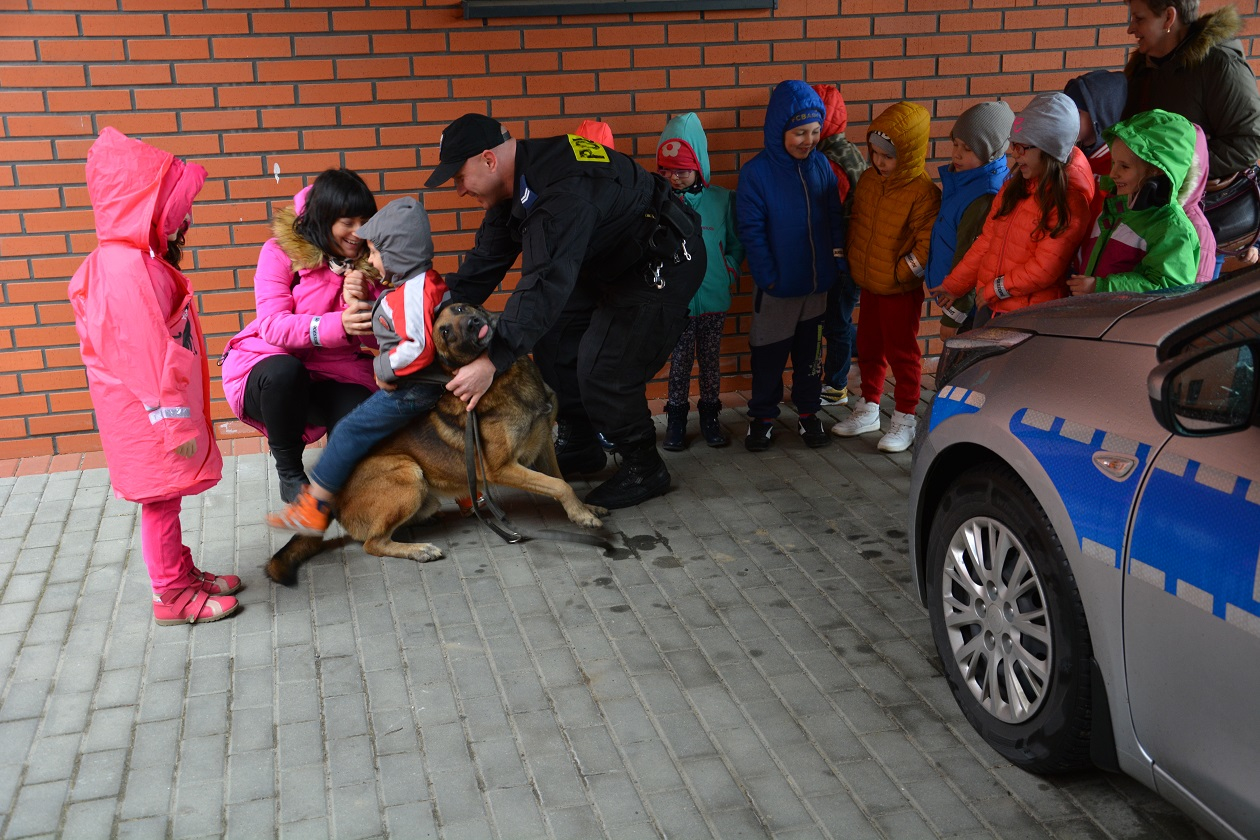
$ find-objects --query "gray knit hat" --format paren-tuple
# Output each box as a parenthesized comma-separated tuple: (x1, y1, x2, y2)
(1010, 92, 1079, 164)
(952, 101, 1015, 163)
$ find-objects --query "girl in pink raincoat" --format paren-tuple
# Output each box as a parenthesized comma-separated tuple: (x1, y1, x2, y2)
(69, 127, 240, 626)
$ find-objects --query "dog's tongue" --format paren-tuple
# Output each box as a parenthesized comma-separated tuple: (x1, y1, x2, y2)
(478, 324, 490, 340)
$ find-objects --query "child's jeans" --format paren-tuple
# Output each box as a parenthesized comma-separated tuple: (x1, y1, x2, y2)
(822, 274, 859, 389)
(309, 380, 446, 494)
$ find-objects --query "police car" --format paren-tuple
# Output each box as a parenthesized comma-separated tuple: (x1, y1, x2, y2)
(907, 273, 1259, 840)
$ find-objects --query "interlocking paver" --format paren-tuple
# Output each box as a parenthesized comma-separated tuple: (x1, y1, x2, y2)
(0, 394, 1218, 840)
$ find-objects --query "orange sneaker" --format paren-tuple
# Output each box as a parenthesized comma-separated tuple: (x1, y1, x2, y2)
(266, 487, 333, 536)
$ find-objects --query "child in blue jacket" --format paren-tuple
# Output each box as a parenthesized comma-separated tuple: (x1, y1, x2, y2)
(927, 101, 1014, 340)
(736, 81, 845, 452)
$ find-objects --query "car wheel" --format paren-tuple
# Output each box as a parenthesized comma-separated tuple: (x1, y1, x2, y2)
(926, 463, 1093, 773)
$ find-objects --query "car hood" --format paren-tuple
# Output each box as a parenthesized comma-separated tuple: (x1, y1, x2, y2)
(988, 291, 1170, 340)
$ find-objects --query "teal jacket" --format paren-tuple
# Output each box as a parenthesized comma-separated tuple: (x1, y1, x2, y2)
(657, 113, 745, 315)
(1082, 109, 1199, 293)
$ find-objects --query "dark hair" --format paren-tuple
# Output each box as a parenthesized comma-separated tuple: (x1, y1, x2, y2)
(1129, 0, 1199, 25)
(294, 168, 376, 258)
(994, 153, 1071, 239)
(164, 231, 185, 268)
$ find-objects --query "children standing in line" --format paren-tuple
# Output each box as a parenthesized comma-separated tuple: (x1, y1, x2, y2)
(69, 127, 240, 626)
(657, 112, 745, 451)
(1069, 109, 1201, 294)
(736, 80, 845, 452)
(927, 101, 1014, 341)
(811, 84, 869, 407)
(933, 93, 1096, 326)
(832, 101, 941, 454)
(268, 196, 450, 536)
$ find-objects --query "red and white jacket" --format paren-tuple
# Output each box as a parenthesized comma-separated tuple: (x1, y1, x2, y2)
(372, 268, 449, 384)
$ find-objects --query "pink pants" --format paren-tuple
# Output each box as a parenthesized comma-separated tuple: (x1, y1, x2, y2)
(141, 496, 194, 593)
(856, 287, 925, 415)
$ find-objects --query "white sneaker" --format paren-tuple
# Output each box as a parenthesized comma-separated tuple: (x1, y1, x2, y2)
(831, 398, 881, 437)
(877, 410, 917, 452)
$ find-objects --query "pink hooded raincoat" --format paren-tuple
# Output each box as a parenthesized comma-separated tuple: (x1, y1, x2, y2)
(69, 127, 222, 503)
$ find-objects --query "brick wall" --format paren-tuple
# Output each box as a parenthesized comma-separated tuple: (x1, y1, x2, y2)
(2, 0, 1258, 459)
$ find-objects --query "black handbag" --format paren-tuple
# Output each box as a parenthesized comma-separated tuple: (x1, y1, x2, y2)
(1202, 163, 1260, 256)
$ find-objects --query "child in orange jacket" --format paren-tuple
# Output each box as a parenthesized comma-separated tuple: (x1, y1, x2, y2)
(832, 101, 940, 454)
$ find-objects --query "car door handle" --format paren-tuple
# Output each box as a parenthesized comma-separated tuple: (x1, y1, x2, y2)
(1092, 451, 1138, 481)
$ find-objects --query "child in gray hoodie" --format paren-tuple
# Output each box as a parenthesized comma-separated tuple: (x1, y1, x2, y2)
(267, 196, 452, 535)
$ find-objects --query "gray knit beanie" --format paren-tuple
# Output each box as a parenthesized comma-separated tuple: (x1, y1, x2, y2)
(1010, 92, 1079, 164)
(952, 101, 1015, 163)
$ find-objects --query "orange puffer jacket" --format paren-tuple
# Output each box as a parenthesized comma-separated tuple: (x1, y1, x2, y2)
(941, 146, 1095, 314)
(847, 101, 941, 296)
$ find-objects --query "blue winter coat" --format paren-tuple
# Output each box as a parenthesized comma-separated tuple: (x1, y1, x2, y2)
(736, 81, 845, 298)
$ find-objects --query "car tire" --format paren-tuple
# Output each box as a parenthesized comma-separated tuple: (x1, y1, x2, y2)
(926, 463, 1093, 773)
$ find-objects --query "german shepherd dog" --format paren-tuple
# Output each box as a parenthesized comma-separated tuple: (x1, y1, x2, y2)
(264, 302, 607, 585)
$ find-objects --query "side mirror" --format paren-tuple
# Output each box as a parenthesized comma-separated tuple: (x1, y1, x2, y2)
(1148, 343, 1257, 436)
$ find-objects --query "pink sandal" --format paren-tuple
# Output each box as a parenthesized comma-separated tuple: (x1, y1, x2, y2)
(190, 567, 243, 596)
(153, 587, 239, 626)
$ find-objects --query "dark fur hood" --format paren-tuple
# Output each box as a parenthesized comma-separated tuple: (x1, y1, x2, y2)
(270, 204, 375, 276)
(1125, 5, 1244, 73)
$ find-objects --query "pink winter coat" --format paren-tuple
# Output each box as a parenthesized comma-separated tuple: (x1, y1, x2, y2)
(68, 127, 222, 503)
(219, 186, 383, 443)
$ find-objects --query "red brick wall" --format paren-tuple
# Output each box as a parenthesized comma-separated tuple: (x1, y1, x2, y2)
(2, 0, 1258, 459)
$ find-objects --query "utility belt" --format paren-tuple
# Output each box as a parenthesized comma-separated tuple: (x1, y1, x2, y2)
(601, 175, 697, 288)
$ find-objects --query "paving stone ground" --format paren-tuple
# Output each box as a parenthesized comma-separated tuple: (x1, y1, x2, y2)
(0, 394, 1213, 840)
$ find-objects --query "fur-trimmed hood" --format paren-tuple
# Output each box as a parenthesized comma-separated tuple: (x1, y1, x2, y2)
(1125, 5, 1244, 73)
(270, 188, 376, 277)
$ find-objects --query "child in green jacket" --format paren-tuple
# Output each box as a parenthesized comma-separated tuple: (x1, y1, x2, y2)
(1069, 109, 1200, 294)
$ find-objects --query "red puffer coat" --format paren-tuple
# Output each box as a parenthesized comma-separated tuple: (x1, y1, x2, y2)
(941, 146, 1095, 314)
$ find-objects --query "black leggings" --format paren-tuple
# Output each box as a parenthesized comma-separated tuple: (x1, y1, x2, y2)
(241, 354, 371, 449)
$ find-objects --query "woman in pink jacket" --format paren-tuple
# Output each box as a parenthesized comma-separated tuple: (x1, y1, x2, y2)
(220, 170, 384, 502)
(70, 128, 240, 626)
(934, 93, 1096, 324)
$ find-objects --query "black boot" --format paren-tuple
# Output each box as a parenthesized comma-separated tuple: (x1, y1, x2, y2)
(662, 403, 689, 452)
(585, 440, 671, 509)
(270, 444, 309, 504)
(555, 418, 607, 476)
(698, 400, 729, 448)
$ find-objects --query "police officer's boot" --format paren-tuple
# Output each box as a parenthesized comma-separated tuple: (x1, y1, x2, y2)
(697, 400, 729, 447)
(662, 403, 689, 452)
(270, 444, 309, 504)
(585, 439, 671, 510)
(555, 418, 607, 476)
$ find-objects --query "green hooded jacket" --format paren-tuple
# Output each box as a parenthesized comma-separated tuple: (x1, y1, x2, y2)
(1084, 109, 1199, 293)
(656, 113, 745, 316)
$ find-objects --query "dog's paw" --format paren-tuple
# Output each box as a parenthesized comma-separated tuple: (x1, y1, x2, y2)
(572, 505, 605, 529)
(409, 543, 445, 563)
(587, 504, 609, 517)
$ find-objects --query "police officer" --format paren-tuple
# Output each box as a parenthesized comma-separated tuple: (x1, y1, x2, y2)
(426, 113, 706, 510)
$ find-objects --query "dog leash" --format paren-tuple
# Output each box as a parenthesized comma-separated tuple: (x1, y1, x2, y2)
(463, 411, 610, 549)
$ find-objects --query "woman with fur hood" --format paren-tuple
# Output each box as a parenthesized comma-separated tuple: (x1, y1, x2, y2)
(220, 169, 385, 502)
(1123, 0, 1260, 183)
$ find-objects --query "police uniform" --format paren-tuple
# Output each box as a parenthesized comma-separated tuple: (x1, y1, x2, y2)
(446, 133, 706, 504)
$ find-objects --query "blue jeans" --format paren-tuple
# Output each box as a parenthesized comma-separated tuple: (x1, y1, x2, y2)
(823, 274, 860, 388)
(309, 380, 446, 494)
